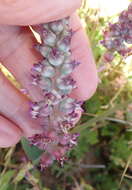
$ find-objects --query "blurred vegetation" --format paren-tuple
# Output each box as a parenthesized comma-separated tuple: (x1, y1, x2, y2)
(0, 0, 132, 189)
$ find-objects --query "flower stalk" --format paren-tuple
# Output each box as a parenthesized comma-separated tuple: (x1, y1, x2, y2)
(28, 17, 82, 170)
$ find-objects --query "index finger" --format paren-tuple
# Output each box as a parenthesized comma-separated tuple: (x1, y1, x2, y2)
(0, 0, 81, 25)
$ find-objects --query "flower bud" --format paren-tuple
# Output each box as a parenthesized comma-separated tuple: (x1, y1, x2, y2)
(38, 78, 52, 91)
(60, 60, 80, 76)
(40, 153, 54, 170)
(103, 52, 114, 62)
(30, 102, 41, 118)
(51, 147, 66, 160)
(36, 44, 51, 57)
(59, 98, 75, 114)
(42, 29, 56, 47)
(41, 65, 55, 78)
(49, 20, 64, 34)
(31, 75, 40, 85)
(48, 48, 64, 66)
(39, 104, 52, 117)
(57, 37, 70, 53)
(32, 62, 43, 73)
(56, 77, 76, 95)
(60, 63, 73, 76)
(69, 133, 80, 148)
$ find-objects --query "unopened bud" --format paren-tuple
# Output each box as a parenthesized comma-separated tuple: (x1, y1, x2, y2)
(48, 48, 65, 66)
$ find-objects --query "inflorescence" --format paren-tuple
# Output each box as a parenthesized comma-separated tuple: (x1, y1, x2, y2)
(28, 17, 83, 170)
(101, 2, 132, 62)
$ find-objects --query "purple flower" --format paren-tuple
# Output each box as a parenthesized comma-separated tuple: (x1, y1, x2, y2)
(40, 153, 54, 170)
(102, 2, 132, 61)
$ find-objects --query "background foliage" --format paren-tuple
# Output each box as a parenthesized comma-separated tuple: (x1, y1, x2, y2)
(0, 0, 132, 189)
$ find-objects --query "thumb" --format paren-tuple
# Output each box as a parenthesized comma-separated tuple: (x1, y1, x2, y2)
(0, 0, 81, 25)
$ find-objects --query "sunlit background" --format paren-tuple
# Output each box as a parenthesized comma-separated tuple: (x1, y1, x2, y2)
(88, 0, 130, 16)
(0, 1, 132, 190)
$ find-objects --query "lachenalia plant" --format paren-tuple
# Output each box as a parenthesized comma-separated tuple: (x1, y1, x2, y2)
(101, 2, 132, 62)
(28, 17, 83, 170)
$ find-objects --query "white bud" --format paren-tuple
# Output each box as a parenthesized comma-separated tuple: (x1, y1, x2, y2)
(44, 32, 56, 47)
(50, 22, 64, 34)
(59, 98, 74, 113)
(39, 46, 51, 57)
(42, 24, 49, 30)
(32, 104, 40, 111)
(41, 66, 55, 78)
(39, 78, 52, 91)
(60, 63, 73, 76)
(48, 54, 64, 66)
(60, 87, 73, 95)
(31, 110, 39, 118)
(57, 42, 70, 52)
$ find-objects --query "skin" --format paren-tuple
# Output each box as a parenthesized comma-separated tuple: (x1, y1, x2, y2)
(0, 0, 98, 148)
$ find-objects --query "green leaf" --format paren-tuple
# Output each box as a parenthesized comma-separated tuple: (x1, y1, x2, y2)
(87, 131, 99, 145)
(84, 94, 101, 114)
(21, 137, 43, 165)
(0, 170, 15, 190)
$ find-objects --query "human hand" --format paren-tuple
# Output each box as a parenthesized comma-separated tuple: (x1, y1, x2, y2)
(0, 0, 98, 147)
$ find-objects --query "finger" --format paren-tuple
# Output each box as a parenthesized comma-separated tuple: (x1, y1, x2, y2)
(0, 115, 22, 147)
(70, 14, 98, 100)
(0, 25, 43, 102)
(0, 14, 98, 102)
(0, 71, 42, 137)
(0, 0, 81, 25)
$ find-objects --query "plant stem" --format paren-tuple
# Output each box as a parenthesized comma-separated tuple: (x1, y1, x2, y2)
(72, 100, 132, 133)
(77, 164, 106, 169)
(83, 113, 132, 126)
(26, 171, 41, 190)
(119, 153, 132, 186)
